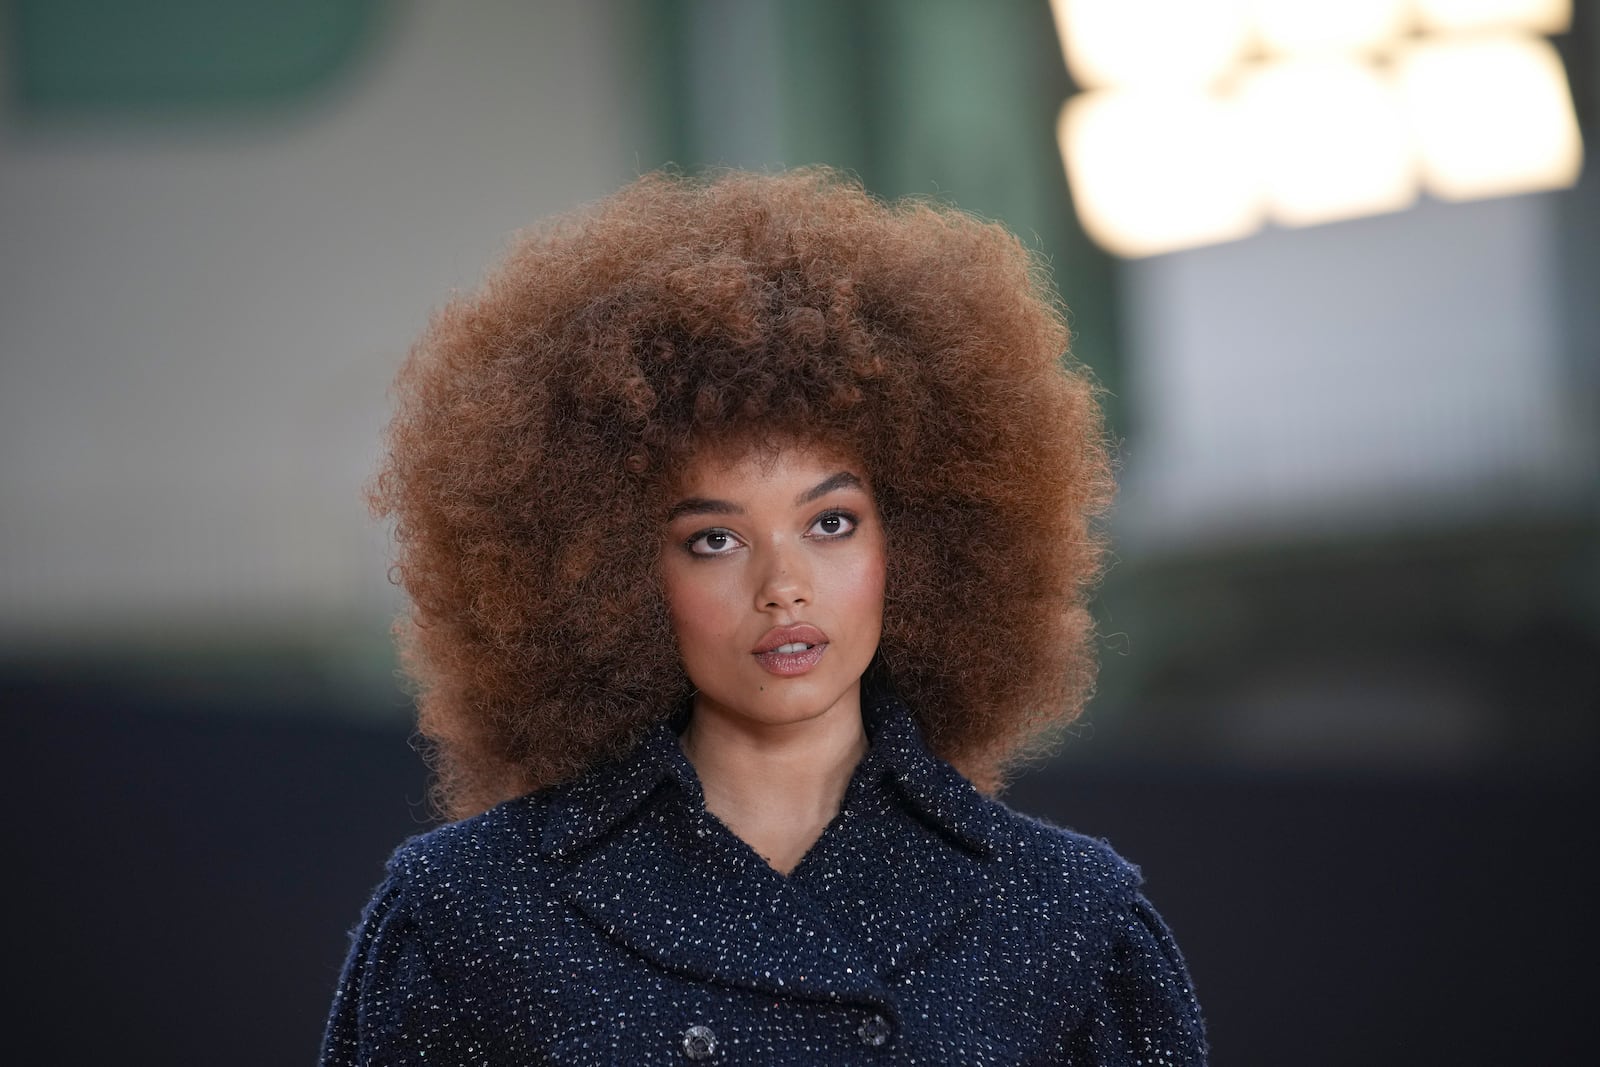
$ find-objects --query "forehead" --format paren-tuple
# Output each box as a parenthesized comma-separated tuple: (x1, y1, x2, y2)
(670, 438, 869, 497)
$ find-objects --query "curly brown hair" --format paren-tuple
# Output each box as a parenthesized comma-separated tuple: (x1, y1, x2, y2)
(374, 167, 1113, 819)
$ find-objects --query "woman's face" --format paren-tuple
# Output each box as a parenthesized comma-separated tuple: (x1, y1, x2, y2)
(660, 440, 887, 734)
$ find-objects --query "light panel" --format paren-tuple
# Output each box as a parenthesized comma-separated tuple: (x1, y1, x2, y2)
(1249, 0, 1411, 55)
(1398, 33, 1583, 202)
(1414, 0, 1571, 34)
(1049, 0, 1251, 89)
(1058, 89, 1263, 257)
(1240, 58, 1417, 227)
(1049, 0, 1585, 257)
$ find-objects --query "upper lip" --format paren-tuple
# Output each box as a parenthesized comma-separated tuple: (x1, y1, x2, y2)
(752, 623, 829, 654)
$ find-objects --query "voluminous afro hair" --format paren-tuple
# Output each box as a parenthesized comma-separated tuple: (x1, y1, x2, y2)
(375, 167, 1113, 820)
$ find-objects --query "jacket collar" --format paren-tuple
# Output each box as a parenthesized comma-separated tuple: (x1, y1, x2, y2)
(862, 693, 1003, 858)
(538, 695, 1008, 1010)
(537, 718, 694, 861)
(538, 694, 1003, 862)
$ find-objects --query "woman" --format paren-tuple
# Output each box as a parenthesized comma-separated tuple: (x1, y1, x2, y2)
(322, 169, 1206, 1064)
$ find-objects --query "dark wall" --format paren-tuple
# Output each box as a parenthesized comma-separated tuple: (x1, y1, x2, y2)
(9, 672, 1595, 1065)
(9, 674, 425, 1064)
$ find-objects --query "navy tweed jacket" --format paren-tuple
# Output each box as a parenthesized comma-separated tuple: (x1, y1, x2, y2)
(321, 697, 1206, 1065)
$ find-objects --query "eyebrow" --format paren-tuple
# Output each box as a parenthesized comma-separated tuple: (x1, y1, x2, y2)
(666, 470, 865, 522)
(796, 470, 864, 506)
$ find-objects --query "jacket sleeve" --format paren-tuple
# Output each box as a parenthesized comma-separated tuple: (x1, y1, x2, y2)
(1068, 890, 1208, 1066)
(319, 860, 486, 1066)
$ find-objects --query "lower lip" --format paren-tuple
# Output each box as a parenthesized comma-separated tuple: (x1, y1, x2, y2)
(753, 643, 827, 676)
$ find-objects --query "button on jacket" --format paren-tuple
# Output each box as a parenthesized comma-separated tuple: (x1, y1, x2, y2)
(321, 697, 1207, 1065)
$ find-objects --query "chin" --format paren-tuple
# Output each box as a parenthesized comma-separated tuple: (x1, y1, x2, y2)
(716, 675, 864, 727)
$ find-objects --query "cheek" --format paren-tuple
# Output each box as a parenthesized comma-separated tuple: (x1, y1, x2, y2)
(828, 543, 888, 632)
(661, 562, 737, 655)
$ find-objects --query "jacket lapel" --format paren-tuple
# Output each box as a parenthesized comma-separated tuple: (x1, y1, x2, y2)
(556, 789, 892, 1009)
(540, 697, 1005, 1008)
(543, 724, 893, 1011)
(790, 697, 1005, 979)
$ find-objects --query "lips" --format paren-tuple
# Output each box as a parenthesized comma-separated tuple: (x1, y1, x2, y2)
(752, 623, 829, 676)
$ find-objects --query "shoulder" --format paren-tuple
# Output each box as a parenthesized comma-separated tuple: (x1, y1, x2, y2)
(944, 777, 1145, 917)
(322, 793, 564, 1062)
(991, 802, 1144, 899)
(960, 791, 1161, 961)
(872, 697, 1145, 921)
(383, 790, 562, 904)
(972, 800, 1208, 1061)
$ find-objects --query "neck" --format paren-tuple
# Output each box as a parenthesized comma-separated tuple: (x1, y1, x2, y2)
(679, 692, 868, 876)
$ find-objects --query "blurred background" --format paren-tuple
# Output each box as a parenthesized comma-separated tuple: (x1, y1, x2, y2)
(4, 1, 1595, 1062)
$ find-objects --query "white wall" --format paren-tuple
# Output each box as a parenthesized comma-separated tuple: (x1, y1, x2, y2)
(0, 1, 642, 644)
(1114, 9, 1599, 553)
(1116, 190, 1595, 552)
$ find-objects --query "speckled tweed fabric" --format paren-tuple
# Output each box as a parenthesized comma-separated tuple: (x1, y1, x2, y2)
(321, 697, 1206, 1065)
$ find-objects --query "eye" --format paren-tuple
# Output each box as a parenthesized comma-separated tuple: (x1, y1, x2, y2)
(685, 528, 743, 557)
(808, 510, 858, 539)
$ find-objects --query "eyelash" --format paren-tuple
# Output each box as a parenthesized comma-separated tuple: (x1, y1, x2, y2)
(809, 509, 858, 540)
(682, 509, 860, 558)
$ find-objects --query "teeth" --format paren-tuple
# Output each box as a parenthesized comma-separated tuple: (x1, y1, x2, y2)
(773, 642, 813, 654)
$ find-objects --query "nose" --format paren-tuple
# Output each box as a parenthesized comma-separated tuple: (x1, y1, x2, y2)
(755, 538, 811, 612)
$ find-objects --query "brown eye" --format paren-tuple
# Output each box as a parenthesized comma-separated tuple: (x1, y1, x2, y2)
(687, 528, 741, 557)
(809, 511, 857, 539)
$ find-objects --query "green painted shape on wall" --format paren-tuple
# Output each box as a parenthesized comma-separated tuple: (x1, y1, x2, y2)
(9, 0, 385, 115)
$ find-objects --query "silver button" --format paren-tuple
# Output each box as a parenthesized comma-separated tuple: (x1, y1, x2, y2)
(858, 1013, 892, 1047)
(682, 1023, 717, 1060)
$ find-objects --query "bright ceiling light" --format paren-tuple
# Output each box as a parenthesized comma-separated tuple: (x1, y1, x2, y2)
(1058, 89, 1263, 257)
(1249, 0, 1411, 55)
(1397, 33, 1583, 202)
(1049, 0, 1252, 89)
(1240, 57, 1417, 227)
(1414, 0, 1571, 34)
